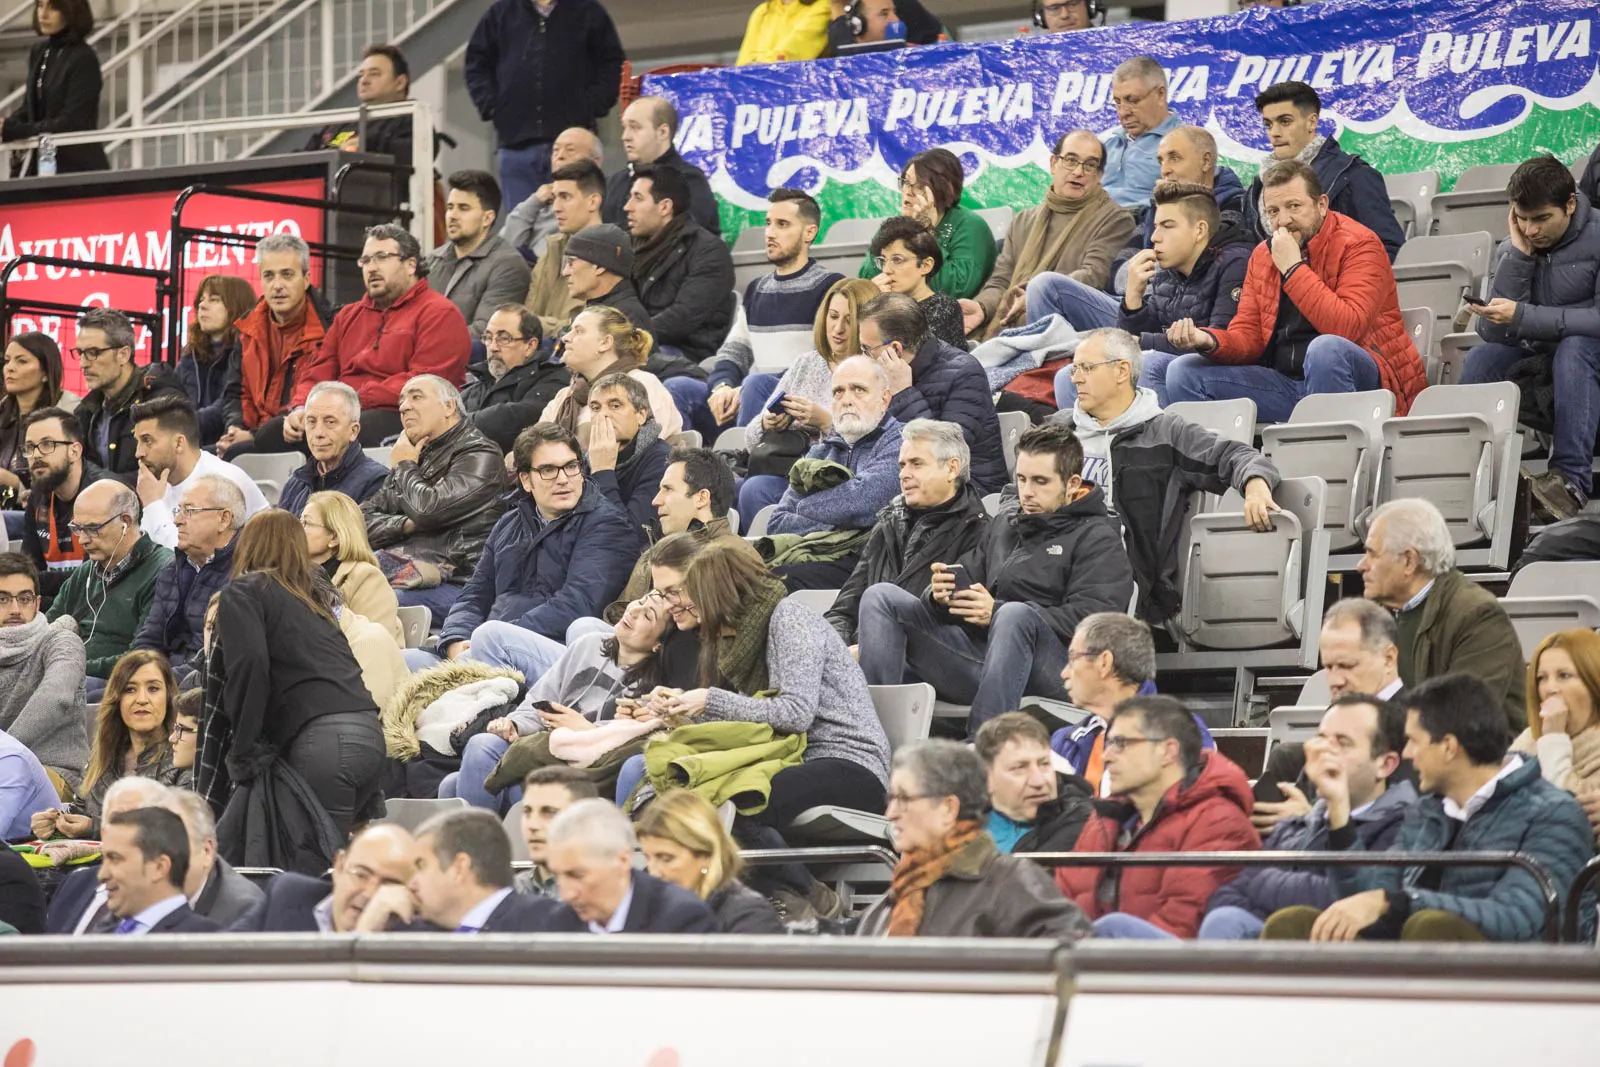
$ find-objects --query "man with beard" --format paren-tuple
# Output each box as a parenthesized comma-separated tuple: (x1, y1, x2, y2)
(700, 189, 843, 435)
(460, 303, 570, 452)
(19, 407, 113, 599)
(1165, 159, 1427, 422)
(424, 170, 532, 342)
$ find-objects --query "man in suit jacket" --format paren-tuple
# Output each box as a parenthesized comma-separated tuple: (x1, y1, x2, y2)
(99, 807, 220, 934)
(171, 789, 264, 927)
(356, 808, 560, 933)
(232, 822, 421, 933)
(47, 776, 178, 934)
(545, 798, 719, 934)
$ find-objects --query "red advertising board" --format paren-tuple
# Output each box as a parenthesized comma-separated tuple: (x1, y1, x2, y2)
(0, 178, 326, 394)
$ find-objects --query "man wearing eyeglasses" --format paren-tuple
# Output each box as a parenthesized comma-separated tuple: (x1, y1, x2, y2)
(0, 552, 88, 798)
(288, 224, 473, 449)
(1100, 57, 1181, 210)
(231, 821, 421, 933)
(405, 422, 639, 687)
(70, 306, 188, 484)
(460, 303, 570, 452)
(19, 406, 115, 600)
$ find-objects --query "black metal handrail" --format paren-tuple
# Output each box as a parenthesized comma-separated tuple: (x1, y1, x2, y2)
(741, 846, 899, 868)
(1018, 850, 1563, 944)
(1563, 854, 1600, 943)
(1, 254, 174, 361)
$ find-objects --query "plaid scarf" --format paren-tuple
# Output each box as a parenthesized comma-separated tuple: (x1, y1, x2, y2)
(195, 652, 234, 814)
(885, 819, 984, 937)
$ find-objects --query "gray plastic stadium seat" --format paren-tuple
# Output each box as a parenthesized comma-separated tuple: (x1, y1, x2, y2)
(787, 683, 935, 845)
(1385, 170, 1438, 239)
(975, 206, 1015, 247)
(504, 807, 529, 862)
(811, 216, 882, 278)
(1372, 382, 1521, 568)
(786, 588, 840, 614)
(668, 430, 702, 448)
(1434, 331, 1481, 386)
(998, 410, 1030, 477)
(1400, 306, 1435, 374)
(1429, 164, 1520, 240)
(1296, 669, 1331, 706)
(1499, 561, 1600, 657)
(1260, 390, 1394, 552)
(1392, 232, 1495, 346)
(731, 226, 769, 291)
(382, 797, 467, 831)
(745, 503, 776, 538)
(982, 492, 1001, 517)
(725, 507, 740, 535)
(396, 605, 431, 649)
(1508, 561, 1600, 600)
(364, 446, 394, 468)
(713, 425, 747, 452)
(1166, 397, 1256, 442)
(234, 451, 300, 507)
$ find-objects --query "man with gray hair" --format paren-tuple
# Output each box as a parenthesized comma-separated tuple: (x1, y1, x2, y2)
(73, 306, 189, 483)
(132, 474, 246, 680)
(545, 798, 718, 934)
(45, 776, 177, 934)
(289, 223, 472, 447)
(277, 381, 389, 517)
(827, 418, 989, 651)
(1049, 327, 1281, 629)
(168, 788, 264, 927)
(1359, 497, 1526, 729)
(362, 373, 504, 624)
(1101, 56, 1180, 209)
(216, 232, 334, 457)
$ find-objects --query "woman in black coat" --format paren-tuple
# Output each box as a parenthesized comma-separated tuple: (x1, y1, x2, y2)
(2, 0, 108, 174)
(636, 789, 785, 935)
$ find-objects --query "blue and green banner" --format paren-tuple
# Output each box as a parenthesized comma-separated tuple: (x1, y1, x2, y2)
(643, 0, 1599, 241)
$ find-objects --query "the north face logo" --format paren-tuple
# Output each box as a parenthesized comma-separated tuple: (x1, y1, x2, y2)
(1231, 286, 1243, 302)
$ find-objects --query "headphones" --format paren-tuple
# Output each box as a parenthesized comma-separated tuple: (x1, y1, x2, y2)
(1032, 0, 1105, 29)
(846, 0, 906, 39)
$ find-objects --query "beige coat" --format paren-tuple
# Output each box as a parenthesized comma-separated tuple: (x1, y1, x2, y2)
(333, 560, 403, 645)
(526, 230, 585, 337)
(538, 368, 683, 439)
(339, 609, 410, 712)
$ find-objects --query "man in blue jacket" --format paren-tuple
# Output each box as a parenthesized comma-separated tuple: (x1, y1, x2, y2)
(463, 0, 626, 216)
(410, 422, 641, 685)
(1240, 81, 1405, 261)
(1200, 693, 1417, 939)
(276, 382, 389, 517)
(1263, 673, 1596, 943)
(858, 293, 1007, 494)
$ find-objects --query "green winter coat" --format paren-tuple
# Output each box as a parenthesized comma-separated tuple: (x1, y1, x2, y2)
(47, 534, 173, 679)
(643, 721, 806, 815)
(1396, 568, 1527, 732)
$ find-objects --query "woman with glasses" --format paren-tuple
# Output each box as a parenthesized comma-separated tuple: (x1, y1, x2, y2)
(866, 217, 967, 349)
(0, 333, 73, 538)
(30, 649, 182, 840)
(0, 551, 88, 793)
(637, 788, 785, 934)
(301, 490, 403, 645)
(857, 739, 1091, 939)
(175, 275, 257, 448)
(857, 148, 996, 300)
(204, 510, 386, 866)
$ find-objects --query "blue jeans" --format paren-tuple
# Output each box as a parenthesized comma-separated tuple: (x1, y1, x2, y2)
(438, 732, 517, 812)
(1093, 913, 1180, 939)
(615, 753, 648, 806)
(1196, 905, 1267, 940)
(1026, 272, 1121, 330)
(856, 584, 1070, 733)
(1463, 335, 1600, 497)
(738, 475, 790, 522)
(565, 617, 614, 644)
(739, 373, 784, 426)
(403, 620, 565, 684)
(496, 142, 553, 226)
(1164, 335, 1382, 424)
(663, 376, 719, 443)
(396, 584, 463, 629)
(86, 676, 108, 704)
(1055, 350, 1178, 409)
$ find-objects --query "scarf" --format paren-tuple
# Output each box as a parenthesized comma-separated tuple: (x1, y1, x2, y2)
(712, 574, 788, 695)
(984, 187, 1111, 339)
(632, 213, 690, 285)
(615, 418, 662, 481)
(1255, 134, 1327, 236)
(552, 357, 640, 437)
(0, 613, 49, 668)
(885, 819, 984, 937)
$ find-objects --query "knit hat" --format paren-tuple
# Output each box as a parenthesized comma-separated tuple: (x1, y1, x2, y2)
(566, 224, 633, 276)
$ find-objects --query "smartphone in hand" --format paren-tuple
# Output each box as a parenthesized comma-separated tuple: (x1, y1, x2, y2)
(947, 563, 976, 593)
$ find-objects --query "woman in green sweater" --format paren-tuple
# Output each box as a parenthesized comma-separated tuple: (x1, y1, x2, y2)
(859, 147, 997, 300)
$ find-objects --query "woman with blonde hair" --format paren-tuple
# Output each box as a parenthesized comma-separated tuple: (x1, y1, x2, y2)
(637, 788, 784, 933)
(1512, 628, 1600, 840)
(176, 274, 257, 446)
(30, 649, 182, 839)
(738, 276, 880, 517)
(301, 489, 403, 644)
(538, 305, 682, 438)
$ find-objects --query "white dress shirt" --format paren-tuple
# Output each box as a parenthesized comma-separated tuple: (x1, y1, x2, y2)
(117, 893, 188, 935)
(141, 449, 271, 549)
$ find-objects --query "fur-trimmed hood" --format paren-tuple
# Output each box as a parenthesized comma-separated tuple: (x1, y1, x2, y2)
(382, 660, 522, 760)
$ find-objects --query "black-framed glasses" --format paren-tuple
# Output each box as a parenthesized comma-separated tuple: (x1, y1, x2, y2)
(1052, 154, 1103, 175)
(1103, 735, 1160, 755)
(485, 331, 530, 348)
(67, 515, 123, 537)
(0, 591, 38, 608)
(527, 460, 582, 482)
(68, 345, 125, 362)
(356, 252, 405, 268)
(22, 438, 73, 457)
(861, 340, 899, 360)
(169, 722, 198, 740)
(174, 505, 228, 521)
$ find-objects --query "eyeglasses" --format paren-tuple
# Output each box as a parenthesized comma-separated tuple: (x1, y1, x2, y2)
(1040, 0, 1083, 14)
(0, 591, 37, 608)
(526, 460, 582, 482)
(649, 586, 689, 607)
(885, 791, 941, 809)
(300, 518, 329, 531)
(1103, 735, 1160, 755)
(485, 331, 530, 348)
(1052, 154, 1103, 175)
(22, 438, 73, 457)
(174, 505, 228, 521)
(356, 252, 405, 268)
(169, 722, 198, 740)
(861, 340, 899, 360)
(872, 253, 920, 271)
(1112, 86, 1160, 110)
(67, 515, 124, 537)
(1066, 357, 1123, 379)
(68, 345, 124, 362)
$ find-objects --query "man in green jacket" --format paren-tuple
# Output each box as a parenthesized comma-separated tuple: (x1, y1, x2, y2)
(1358, 498, 1526, 731)
(46, 480, 172, 702)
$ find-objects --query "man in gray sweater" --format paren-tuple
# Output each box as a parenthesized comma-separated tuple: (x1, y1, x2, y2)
(0, 553, 87, 790)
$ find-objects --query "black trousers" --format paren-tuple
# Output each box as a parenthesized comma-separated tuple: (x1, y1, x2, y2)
(775, 553, 862, 593)
(284, 710, 387, 841)
(737, 757, 887, 893)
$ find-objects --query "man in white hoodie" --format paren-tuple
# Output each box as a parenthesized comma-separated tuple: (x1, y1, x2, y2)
(1052, 328, 1281, 626)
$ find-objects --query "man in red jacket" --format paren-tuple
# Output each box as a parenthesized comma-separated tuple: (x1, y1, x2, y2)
(1163, 159, 1426, 421)
(285, 224, 472, 447)
(1056, 695, 1259, 938)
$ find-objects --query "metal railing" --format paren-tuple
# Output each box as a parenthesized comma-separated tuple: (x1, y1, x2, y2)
(1018, 850, 1564, 944)
(1564, 855, 1600, 944)
(0, 254, 173, 359)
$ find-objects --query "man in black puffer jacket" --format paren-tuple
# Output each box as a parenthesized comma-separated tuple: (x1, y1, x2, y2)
(827, 418, 989, 648)
(627, 166, 733, 366)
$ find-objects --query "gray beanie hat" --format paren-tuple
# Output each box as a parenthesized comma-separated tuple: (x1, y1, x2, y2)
(565, 223, 633, 276)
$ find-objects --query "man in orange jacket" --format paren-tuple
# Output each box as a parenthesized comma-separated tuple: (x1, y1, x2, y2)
(1163, 159, 1426, 421)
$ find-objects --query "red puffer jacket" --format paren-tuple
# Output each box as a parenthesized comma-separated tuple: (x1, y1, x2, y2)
(1203, 210, 1427, 414)
(1055, 750, 1260, 937)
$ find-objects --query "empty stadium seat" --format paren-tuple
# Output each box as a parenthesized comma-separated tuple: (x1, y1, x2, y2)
(975, 206, 1015, 247)
(1260, 389, 1394, 551)
(811, 216, 882, 278)
(396, 604, 431, 649)
(1166, 397, 1256, 443)
(1385, 169, 1439, 239)
(1265, 705, 1325, 772)
(382, 797, 467, 831)
(731, 226, 769, 291)
(713, 425, 747, 452)
(1400, 305, 1435, 373)
(669, 430, 703, 448)
(786, 588, 840, 614)
(1392, 232, 1495, 346)
(982, 492, 1001, 517)
(787, 683, 934, 845)
(233, 451, 301, 507)
(364, 446, 394, 468)
(726, 507, 740, 535)
(1434, 331, 1481, 386)
(1498, 561, 1600, 657)
(1370, 381, 1522, 569)
(745, 503, 776, 538)
(1296, 668, 1332, 706)
(1430, 164, 1518, 240)
(998, 410, 1030, 477)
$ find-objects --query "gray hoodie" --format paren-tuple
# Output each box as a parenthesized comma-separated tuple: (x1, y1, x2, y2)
(1068, 387, 1163, 513)
(507, 632, 631, 734)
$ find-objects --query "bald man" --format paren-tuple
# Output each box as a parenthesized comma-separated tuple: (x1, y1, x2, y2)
(231, 823, 421, 932)
(601, 96, 720, 235)
(503, 127, 605, 263)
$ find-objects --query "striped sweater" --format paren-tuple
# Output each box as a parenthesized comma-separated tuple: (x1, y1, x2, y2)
(708, 259, 842, 389)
